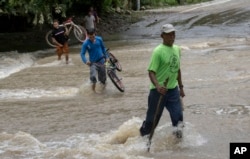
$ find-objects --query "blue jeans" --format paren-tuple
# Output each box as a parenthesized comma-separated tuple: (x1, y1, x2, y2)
(89, 63, 106, 84)
(140, 87, 183, 136)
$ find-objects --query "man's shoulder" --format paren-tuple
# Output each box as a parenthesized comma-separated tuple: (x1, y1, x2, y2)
(52, 27, 59, 31)
(82, 39, 91, 46)
(173, 44, 180, 49)
(153, 44, 164, 52)
(173, 45, 181, 53)
(155, 44, 180, 50)
(84, 16, 90, 20)
(52, 27, 61, 34)
(55, 26, 65, 31)
(95, 36, 103, 41)
(153, 44, 180, 55)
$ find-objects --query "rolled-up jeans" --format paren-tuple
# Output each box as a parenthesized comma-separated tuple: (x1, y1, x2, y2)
(89, 63, 106, 84)
(140, 87, 183, 136)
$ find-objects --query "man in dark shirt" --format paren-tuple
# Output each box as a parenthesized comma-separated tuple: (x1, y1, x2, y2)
(51, 19, 71, 64)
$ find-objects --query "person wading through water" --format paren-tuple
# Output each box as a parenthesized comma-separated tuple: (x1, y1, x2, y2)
(140, 24, 185, 141)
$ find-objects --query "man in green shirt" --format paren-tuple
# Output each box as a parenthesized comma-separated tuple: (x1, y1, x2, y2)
(140, 24, 185, 138)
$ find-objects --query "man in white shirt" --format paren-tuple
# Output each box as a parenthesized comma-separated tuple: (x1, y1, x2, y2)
(84, 10, 96, 31)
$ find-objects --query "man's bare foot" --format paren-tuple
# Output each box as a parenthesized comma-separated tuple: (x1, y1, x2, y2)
(92, 83, 96, 92)
(100, 83, 106, 90)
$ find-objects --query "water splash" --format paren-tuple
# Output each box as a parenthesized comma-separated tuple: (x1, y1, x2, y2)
(0, 51, 35, 79)
(0, 117, 207, 159)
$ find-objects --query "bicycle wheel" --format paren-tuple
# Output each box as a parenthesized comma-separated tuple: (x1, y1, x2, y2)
(45, 30, 56, 47)
(109, 52, 122, 72)
(108, 70, 125, 92)
(73, 25, 87, 42)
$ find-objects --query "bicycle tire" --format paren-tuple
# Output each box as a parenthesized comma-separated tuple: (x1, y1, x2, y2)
(45, 30, 56, 47)
(73, 25, 87, 42)
(109, 52, 122, 72)
(108, 70, 125, 92)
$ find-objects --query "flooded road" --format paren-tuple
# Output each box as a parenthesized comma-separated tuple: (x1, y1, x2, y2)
(0, 0, 250, 158)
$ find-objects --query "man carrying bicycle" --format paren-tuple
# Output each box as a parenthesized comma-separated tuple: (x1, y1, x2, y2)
(51, 19, 72, 64)
(80, 29, 108, 92)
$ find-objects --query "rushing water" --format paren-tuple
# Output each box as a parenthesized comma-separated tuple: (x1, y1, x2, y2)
(0, 0, 250, 159)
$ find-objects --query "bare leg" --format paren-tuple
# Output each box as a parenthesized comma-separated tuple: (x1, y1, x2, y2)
(62, 43, 69, 64)
(65, 55, 69, 64)
(92, 83, 96, 92)
(57, 46, 62, 60)
(57, 52, 62, 60)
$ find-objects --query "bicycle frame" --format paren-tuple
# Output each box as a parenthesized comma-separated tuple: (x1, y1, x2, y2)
(91, 60, 124, 92)
(106, 61, 125, 92)
(105, 49, 124, 92)
(45, 17, 87, 47)
(106, 61, 117, 73)
(92, 49, 124, 92)
(105, 49, 122, 71)
(60, 17, 76, 29)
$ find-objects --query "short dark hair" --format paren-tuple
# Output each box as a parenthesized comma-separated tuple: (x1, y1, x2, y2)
(53, 19, 59, 23)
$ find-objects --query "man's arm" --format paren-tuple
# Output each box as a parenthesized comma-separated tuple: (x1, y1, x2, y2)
(64, 24, 72, 36)
(93, 16, 96, 29)
(52, 37, 63, 47)
(149, 71, 167, 95)
(177, 69, 185, 97)
(80, 43, 88, 64)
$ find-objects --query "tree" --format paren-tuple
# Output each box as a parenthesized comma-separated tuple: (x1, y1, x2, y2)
(0, 0, 74, 25)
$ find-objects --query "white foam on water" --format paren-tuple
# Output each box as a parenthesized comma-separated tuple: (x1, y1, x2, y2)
(0, 51, 35, 79)
(0, 49, 55, 79)
(0, 87, 78, 100)
(147, 122, 207, 153)
(78, 81, 96, 95)
(0, 117, 207, 159)
(33, 60, 62, 67)
(78, 81, 108, 95)
(43, 117, 154, 159)
(33, 58, 74, 67)
(215, 105, 250, 115)
(0, 131, 47, 157)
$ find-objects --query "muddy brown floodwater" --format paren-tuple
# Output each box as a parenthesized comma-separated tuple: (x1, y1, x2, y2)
(0, 0, 249, 158)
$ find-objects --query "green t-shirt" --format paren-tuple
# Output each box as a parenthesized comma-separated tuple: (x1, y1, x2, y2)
(148, 44, 181, 89)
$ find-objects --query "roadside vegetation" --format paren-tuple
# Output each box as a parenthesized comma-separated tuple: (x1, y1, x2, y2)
(0, 0, 212, 30)
(0, 0, 211, 52)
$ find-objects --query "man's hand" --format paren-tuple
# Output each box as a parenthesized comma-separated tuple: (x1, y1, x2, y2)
(156, 85, 168, 95)
(179, 88, 185, 97)
(86, 61, 91, 66)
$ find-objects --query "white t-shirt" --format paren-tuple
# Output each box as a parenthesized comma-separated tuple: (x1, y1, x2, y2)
(84, 15, 95, 30)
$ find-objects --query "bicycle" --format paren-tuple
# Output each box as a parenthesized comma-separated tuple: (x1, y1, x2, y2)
(45, 17, 87, 47)
(105, 49, 124, 92)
